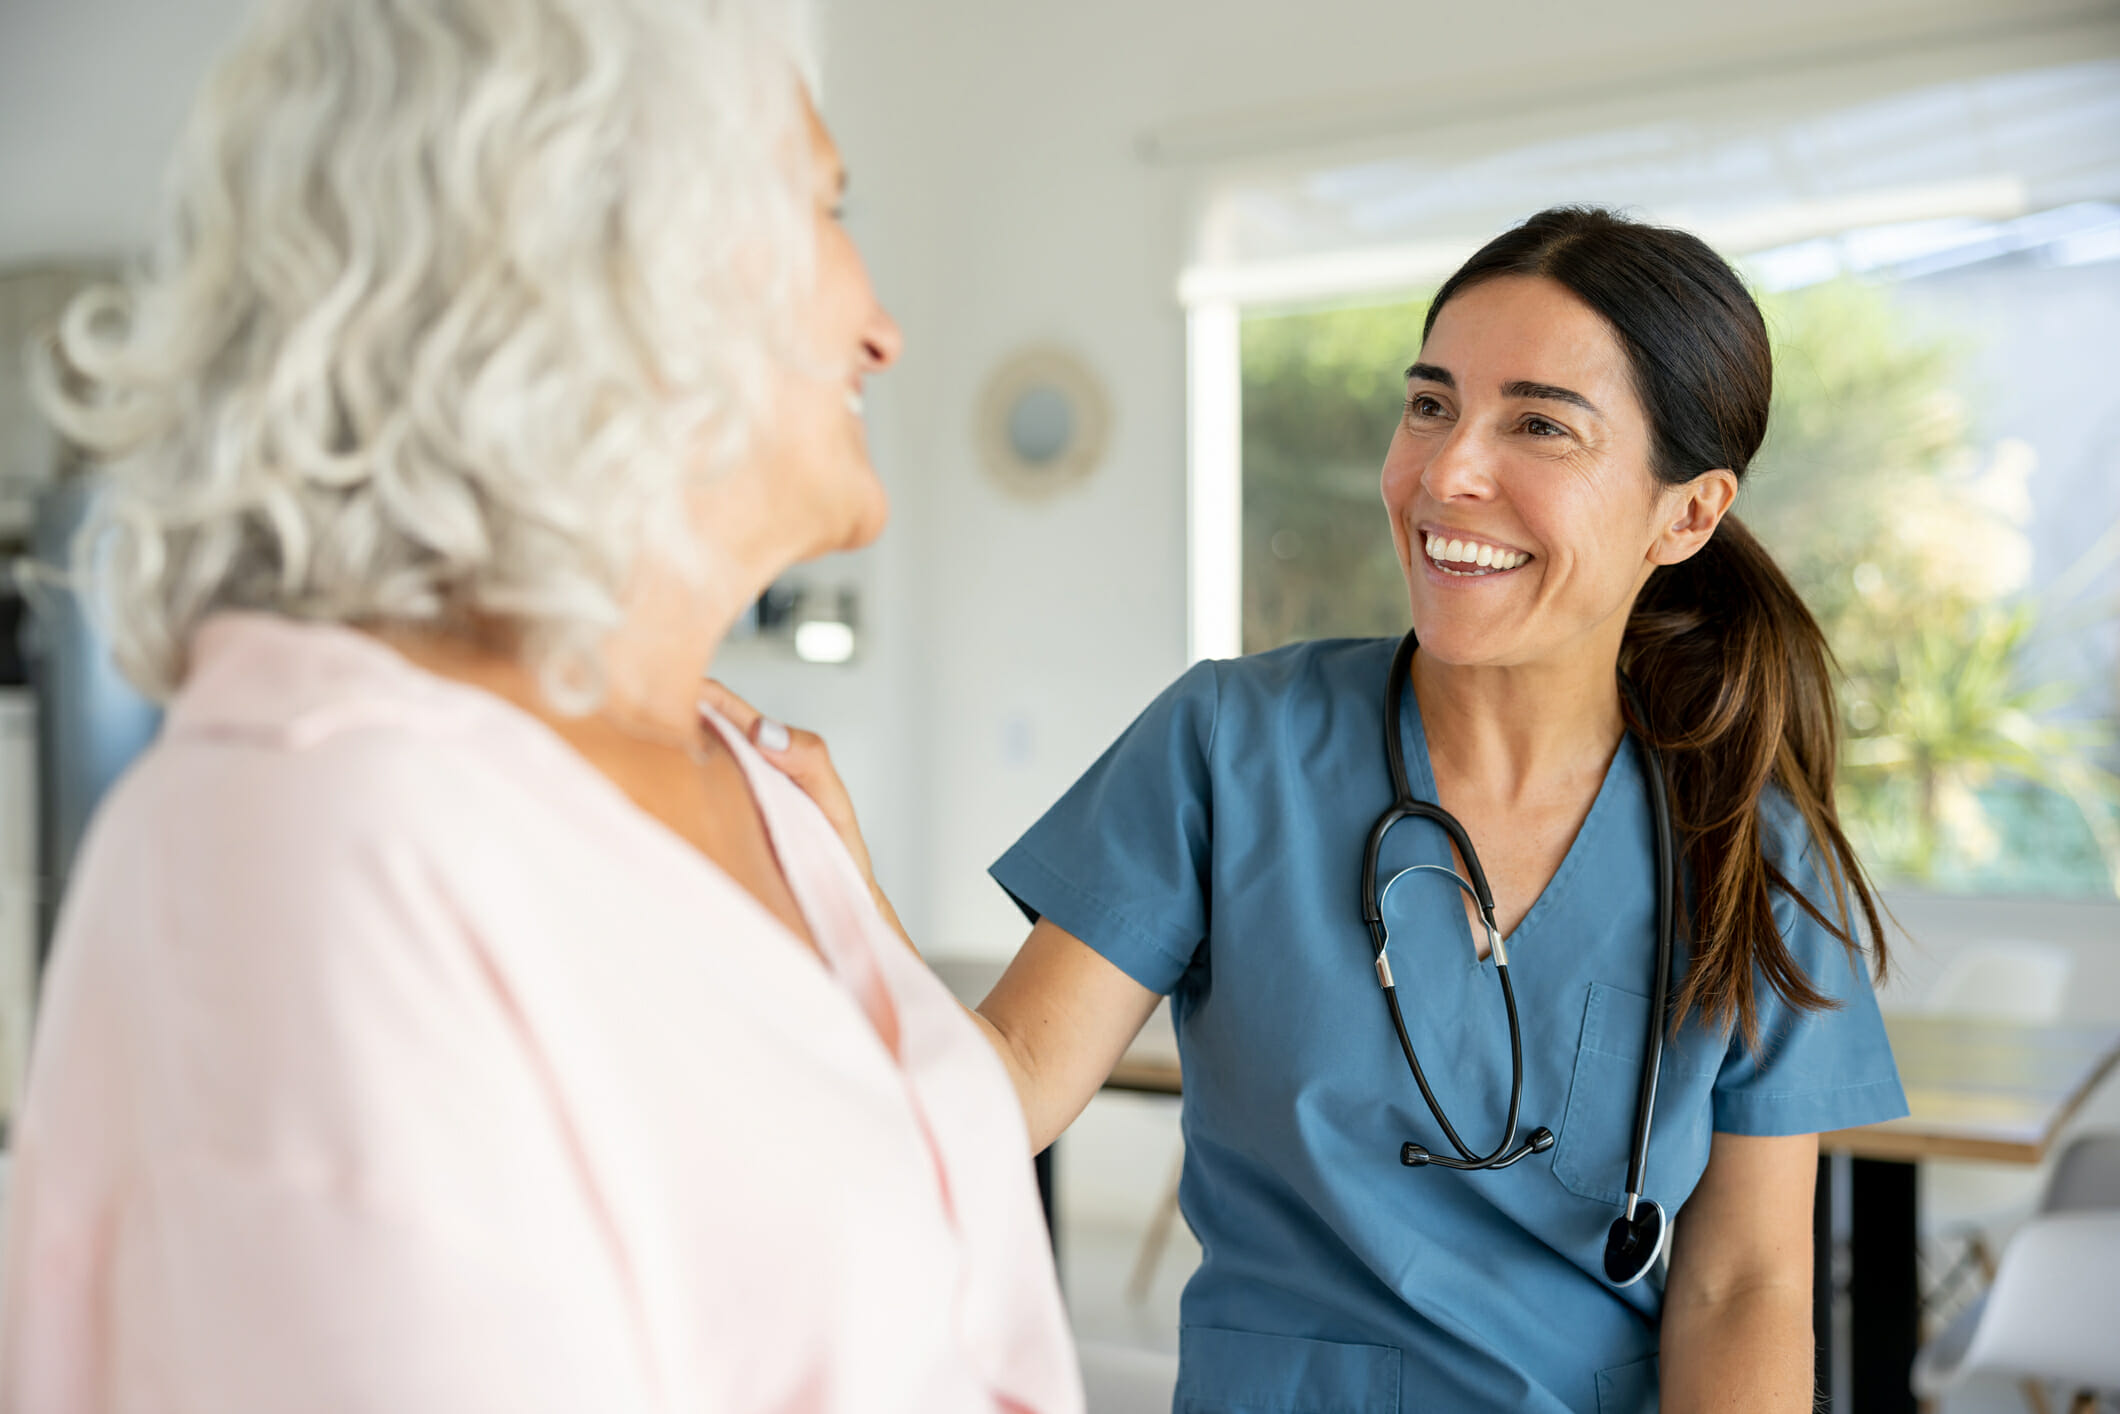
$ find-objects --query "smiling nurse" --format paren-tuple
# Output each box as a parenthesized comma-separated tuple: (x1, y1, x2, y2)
(745, 207, 1909, 1412)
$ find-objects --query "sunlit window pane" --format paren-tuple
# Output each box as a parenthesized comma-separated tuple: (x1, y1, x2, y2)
(1223, 54, 2120, 899)
(1238, 243, 2118, 897)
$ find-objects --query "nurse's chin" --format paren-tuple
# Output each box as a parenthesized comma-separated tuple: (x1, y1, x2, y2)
(1399, 614, 1528, 669)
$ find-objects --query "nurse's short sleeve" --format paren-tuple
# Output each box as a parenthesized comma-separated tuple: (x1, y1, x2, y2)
(991, 661, 1219, 996)
(1712, 793, 1909, 1136)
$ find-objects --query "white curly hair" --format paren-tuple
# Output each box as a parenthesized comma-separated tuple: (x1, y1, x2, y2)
(35, 0, 820, 709)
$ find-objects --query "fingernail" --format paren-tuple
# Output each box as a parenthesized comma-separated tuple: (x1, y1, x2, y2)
(756, 718, 791, 753)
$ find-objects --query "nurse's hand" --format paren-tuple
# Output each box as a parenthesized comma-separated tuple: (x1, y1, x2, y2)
(697, 679, 913, 952)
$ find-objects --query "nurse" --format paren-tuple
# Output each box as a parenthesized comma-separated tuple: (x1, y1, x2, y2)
(740, 206, 1907, 1411)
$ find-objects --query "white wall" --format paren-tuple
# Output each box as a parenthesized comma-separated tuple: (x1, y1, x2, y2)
(0, 0, 256, 266)
(810, 0, 2120, 955)
(4, 0, 2116, 968)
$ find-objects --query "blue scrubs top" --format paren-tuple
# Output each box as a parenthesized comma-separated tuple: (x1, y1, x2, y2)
(991, 638, 1907, 1414)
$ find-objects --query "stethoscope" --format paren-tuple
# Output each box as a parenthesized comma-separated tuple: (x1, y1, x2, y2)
(1360, 628, 1677, 1287)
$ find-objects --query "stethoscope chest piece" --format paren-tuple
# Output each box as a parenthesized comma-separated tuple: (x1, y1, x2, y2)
(1603, 1198, 1668, 1286)
(1365, 627, 1681, 1288)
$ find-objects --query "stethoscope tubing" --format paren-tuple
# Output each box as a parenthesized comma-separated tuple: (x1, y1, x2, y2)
(1364, 628, 1677, 1224)
(1617, 675, 1676, 1217)
(1381, 963, 1547, 1170)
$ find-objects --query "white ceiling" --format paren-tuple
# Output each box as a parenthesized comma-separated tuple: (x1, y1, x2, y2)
(0, 0, 256, 266)
(7, 0, 2112, 271)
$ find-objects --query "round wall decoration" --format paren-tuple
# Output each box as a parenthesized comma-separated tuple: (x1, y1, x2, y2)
(974, 345, 1110, 500)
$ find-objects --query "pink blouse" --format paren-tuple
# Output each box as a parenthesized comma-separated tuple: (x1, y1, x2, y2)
(1, 613, 1081, 1414)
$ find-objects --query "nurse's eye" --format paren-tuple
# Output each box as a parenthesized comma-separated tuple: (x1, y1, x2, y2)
(1405, 394, 1451, 421)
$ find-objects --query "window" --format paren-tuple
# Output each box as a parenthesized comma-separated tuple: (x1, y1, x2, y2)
(1185, 47, 2120, 898)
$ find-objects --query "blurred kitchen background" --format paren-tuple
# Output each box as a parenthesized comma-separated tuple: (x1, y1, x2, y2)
(3, 1, 2118, 1410)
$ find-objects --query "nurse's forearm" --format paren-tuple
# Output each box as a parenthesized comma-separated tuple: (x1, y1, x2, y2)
(963, 1007, 1050, 1145)
(966, 995, 1106, 1155)
(1661, 1131, 1819, 1408)
(974, 921, 1166, 1153)
(1657, 1283, 1812, 1411)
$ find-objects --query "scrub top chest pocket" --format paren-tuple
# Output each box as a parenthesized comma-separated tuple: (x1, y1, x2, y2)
(1554, 982, 1722, 1212)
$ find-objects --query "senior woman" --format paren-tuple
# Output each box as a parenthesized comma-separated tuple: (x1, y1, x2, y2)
(760, 208, 1908, 1412)
(0, 3, 1079, 1411)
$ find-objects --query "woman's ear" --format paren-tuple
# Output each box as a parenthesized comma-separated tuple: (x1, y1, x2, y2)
(1650, 469, 1739, 566)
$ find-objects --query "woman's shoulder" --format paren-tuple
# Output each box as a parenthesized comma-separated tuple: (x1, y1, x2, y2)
(1198, 635, 1398, 708)
(1125, 636, 1395, 759)
(79, 706, 559, 954)
(1753, 780, 1827, 872)
(1745, 780, 1882, 969)
(55, 633, 666, 1052)
(86, 636, 615, 876)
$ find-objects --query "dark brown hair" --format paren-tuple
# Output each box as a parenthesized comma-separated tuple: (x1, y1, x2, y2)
(1423, 206, 1887, 1048)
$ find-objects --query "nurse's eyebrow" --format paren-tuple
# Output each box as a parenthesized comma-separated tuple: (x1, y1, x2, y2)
(1504, 380, 1603, 417)
(1405, 364, 1603, 417)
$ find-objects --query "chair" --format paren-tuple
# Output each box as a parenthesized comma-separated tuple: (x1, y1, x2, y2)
(1912, 1132, 2120, 1412)
(2041, 1132, 2120, 1214)
(1914, 943, 2074, 1321)
(1124, 1148, 1185, 1304)
(1114, 1000, 1187, 1306)
(1911, 1211, 2120, 1410)
(1078, 1339, 1179, 1414)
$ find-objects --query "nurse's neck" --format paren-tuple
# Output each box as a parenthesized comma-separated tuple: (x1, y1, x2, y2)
(1408, 641, 1628, 805)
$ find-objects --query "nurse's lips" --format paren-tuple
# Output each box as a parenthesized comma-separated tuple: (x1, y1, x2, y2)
(1420, 526, 1533, 578)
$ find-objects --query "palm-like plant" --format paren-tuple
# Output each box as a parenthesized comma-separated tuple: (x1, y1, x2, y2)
(1840, 603, 2120, 886)
(1748, 279, 2120, 896)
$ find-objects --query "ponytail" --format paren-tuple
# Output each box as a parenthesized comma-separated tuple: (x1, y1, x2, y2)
(1623, 514, 1888, 1050)
(1428, 207, 1890, 1051)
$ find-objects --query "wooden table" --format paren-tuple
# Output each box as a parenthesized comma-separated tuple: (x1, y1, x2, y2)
(1104, 1052, 1183, 1096)
(1813, 1015, 2120, 1414)
(1103, 1013, 2120, 1413)
(932, 961, 2120, 1410)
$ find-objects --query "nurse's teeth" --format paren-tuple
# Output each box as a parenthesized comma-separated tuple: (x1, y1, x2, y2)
(1424, 533, 1529, 574)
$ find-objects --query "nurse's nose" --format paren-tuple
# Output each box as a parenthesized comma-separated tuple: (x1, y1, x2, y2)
(1420, 425, 1499, 503)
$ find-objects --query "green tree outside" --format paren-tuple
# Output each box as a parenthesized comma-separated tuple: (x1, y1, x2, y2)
(1239, 280, 2120, 896)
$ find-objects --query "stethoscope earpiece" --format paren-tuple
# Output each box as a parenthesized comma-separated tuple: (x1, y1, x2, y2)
(1403, 1128, 1551, 1169)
